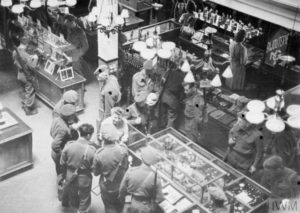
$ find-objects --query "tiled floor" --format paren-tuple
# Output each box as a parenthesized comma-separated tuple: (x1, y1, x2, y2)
(0, 68, 104, 213)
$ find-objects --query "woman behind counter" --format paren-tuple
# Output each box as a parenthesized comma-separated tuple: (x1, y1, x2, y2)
(226, 29, 248, 90)
(178, 0, 197, 39)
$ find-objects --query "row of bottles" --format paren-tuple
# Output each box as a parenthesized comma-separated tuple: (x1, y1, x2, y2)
(197, 7, 263, 39)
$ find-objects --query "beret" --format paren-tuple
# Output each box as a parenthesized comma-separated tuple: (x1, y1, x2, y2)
(263, 155, 283, 170)
(60, 104, 76, 117)
(63, 90, 78, 103)
(141, 146, 161, 165)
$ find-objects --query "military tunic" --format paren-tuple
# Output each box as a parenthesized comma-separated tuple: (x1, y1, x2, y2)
(60, 138, 96, 212)
(92, 143, 129, 213)
(226, 120, 264, 174)
(119, 164, 164, 213)
(98, 74, 121, 122)
(178, 90, 206, 143)
(132, 69, 154, 100)
(125, 103, 148, 132)
(50, 117, 72, 175)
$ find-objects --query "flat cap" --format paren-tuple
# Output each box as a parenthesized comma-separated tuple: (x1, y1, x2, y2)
(60, 104, 76, 117)
(263, 155, 283, 170)
(63, 90, 78, 103)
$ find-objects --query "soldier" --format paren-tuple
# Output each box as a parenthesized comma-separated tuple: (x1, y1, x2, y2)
(92, 124, 129, 213)
(159, 65, 186, 129)
(125, 91, 148, 133)
(53, 90, 79, 118)
(60, 124, 96, 213)
(132, 60, 154, 100)
(50, 104, 79, 176)
(119, 146, 164, 213)
(99, 107, 129, 145)
(178, 72, 207, 143)
(259, 155, 299, 198)
(224, 112, 264, 175)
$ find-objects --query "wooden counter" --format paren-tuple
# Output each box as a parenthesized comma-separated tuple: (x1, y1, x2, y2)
(31, 66, 86, 112)
(0, 108, 33, 181)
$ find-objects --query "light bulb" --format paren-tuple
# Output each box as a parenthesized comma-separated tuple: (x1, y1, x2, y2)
(66, 0, 77, 7)
(11, 4, 25, 14)
(30, 0, 42, 8)
(211, 74, 222, 87)
(1, 0, 12, 7)
(47, 0, 59, 7)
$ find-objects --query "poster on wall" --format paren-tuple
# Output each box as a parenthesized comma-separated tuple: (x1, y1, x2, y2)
(265, 28, 289, 67)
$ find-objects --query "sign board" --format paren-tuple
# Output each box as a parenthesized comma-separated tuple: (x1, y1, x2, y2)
(265, 28, 289, 67)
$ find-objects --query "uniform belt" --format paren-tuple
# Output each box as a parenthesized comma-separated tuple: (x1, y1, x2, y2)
(132, 195, 151, 202)
(67, 167, 90, 174)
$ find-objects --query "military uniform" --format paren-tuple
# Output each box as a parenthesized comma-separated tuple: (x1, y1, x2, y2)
(98, 74, 121, 122)
(160, 69, 186, 128)
(60, 138, 96, 212)
(92, 143, 129, 213)
(225, 119, 264, 174)
(132, 69, 154, 100)
(53, 90, 78, 118)
(119, 164, 164, 213)
(125, 103, 148, 132)
(178, 90, 206, 143)
(99, 116, 129, 144)
(50, 116, 72, 175)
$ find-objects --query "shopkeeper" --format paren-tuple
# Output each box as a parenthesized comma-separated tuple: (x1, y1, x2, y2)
(64, 14, 90, 78)
(179, 0, 197, 39)
(224, 112, 264, 175)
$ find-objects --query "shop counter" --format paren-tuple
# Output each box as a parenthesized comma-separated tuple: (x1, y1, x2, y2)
(128, 126, 270, 213)
(31, 66, 86, 112)
(0, 108, 33, 181)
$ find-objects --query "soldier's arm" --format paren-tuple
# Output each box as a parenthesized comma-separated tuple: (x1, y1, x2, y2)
(253, 136, 264, 169)
(92, 155, 102, 176)
(51, 130, 67, 154)
(155, 174, 165, 203)
(119, 170, 129, 203)
(121, 121, 129, 143)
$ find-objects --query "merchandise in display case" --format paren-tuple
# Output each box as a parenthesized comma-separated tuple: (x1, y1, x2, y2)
(128, 126, 271, 213)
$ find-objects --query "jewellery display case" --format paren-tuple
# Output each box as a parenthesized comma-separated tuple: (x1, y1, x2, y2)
(128, 126, 271, 213)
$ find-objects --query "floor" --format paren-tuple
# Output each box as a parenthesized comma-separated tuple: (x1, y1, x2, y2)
(0, 66, 104, 213)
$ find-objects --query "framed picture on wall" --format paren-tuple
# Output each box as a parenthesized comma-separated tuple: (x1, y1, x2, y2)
(58, 67, 74, 82)
(44, 60, 55, 75)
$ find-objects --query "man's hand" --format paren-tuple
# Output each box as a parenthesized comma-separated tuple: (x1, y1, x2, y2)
(249, 165, 256, 174)
(135, 117, 142, 125)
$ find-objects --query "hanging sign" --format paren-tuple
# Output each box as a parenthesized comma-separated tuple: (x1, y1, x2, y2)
(265, 28, 289, 67)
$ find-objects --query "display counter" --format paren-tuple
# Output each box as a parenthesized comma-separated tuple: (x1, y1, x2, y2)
(32, 66, 86, 111)
(0, 108, 33, 181)
(128, 126, 270, 213)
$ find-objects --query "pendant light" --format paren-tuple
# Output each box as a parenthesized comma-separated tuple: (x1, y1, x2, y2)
(1, 0, 12, 7)
(181, 60, 190, 72)
(47, 0, 60, 7)
(66, 0, 77, 7)
(30, 0, 42, 9)
(183, 71, 196, 84)
(11, 4, 24, 14)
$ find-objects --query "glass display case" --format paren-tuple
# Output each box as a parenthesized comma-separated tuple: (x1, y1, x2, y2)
(122, 19, 181, 45)
(128, 126, 271, 213)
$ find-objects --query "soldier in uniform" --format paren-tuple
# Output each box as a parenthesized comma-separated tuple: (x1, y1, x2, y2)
(132, 60, 154, 100)
(99, 107, 129, 145)
(92, 124, 129, 213)
(224, 112, 264, 175)
(95, 65, 121, 122)
(60, 124, 96, 213)
(50, 104, 79, 176)
(119, 146, 164, 213)
(258, 155, 299, 198)
(53, 90, 79, 118)
(178, 72, 207, 143)
(125, 91, 148, 133)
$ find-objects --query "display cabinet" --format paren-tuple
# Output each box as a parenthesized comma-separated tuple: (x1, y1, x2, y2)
(128, 126, 271, 213)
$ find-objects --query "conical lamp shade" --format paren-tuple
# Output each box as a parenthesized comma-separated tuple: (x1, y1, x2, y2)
(184, 71, 196, 84)
(1, 0, 12, 7)
(181, 60, 190, 72)
(211, 74, 222, 87)
(222, 66, 233, 78)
